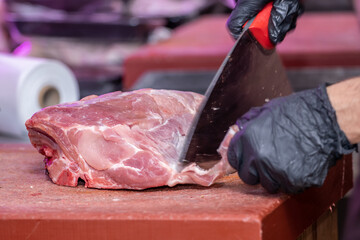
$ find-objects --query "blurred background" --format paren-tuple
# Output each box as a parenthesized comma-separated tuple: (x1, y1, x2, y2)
(0, 0, 358, 98)
(0, 1, 359, 238)
(0, 2, 359, 136)
(1, 0, 233, 98)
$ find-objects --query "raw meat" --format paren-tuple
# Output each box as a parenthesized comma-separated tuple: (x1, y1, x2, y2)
(26, 89, 236, 190)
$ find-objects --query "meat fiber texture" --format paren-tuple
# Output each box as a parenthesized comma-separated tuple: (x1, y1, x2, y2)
(26, 89, 237, 190)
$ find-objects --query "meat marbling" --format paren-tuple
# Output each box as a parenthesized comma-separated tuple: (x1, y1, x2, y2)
(26, 89, 236, 190)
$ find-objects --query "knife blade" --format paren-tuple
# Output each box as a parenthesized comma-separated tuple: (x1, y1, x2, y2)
(180, 3, 293, 165)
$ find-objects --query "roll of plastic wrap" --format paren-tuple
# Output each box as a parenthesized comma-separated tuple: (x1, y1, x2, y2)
(0, 54, 79, 137)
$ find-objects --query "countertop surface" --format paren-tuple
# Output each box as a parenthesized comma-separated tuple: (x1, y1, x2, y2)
(0, 144, 353, 240)
(0, 144, 286, 220)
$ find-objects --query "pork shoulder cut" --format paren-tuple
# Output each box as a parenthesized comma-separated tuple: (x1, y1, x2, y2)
(26, 89, 236, 190)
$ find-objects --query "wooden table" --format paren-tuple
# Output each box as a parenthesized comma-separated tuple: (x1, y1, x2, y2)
(0, 144, 352, 240)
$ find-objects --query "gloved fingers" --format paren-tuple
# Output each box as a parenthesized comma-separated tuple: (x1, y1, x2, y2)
(228, 106, 264, 172)
(236, 153, 281, 193)
(233, 137, 280, 191)
(258, 170, 280, 193)
(238, 159, 260, 185)
(228, 131, 260, 185)
(227, 130, 243, 170)
(226, 7, 248, 39)
(228, 128, 261, 185)
(268, 0, 303, 44)
(227, 0, 270, 39)
(236, 106, 263, 129)
(229, 84, 357, 195)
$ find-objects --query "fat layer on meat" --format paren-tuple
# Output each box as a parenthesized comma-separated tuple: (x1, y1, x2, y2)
(26, 89, 236, 190)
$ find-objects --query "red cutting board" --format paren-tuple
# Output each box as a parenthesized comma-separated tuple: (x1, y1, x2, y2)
(0, 144, 352, 240)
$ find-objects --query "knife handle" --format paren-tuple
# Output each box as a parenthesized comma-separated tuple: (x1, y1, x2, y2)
(247, 2, 274, 49)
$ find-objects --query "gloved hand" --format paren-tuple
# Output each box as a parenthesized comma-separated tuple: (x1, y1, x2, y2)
(227, 0, 303, 44)
(227, 85, 356, 194)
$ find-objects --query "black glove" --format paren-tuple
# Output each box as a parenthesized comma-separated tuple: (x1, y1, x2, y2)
(227, 0, 303, 44)
(227, 85, 356, 194)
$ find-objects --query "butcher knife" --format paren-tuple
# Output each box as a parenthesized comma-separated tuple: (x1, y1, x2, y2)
(180, 3, 293, 165)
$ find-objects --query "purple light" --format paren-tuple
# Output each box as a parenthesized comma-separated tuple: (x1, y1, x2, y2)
(12, 41, 32, 56)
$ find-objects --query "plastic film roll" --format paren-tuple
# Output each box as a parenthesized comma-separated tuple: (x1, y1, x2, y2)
(0, 54, 79, 137)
